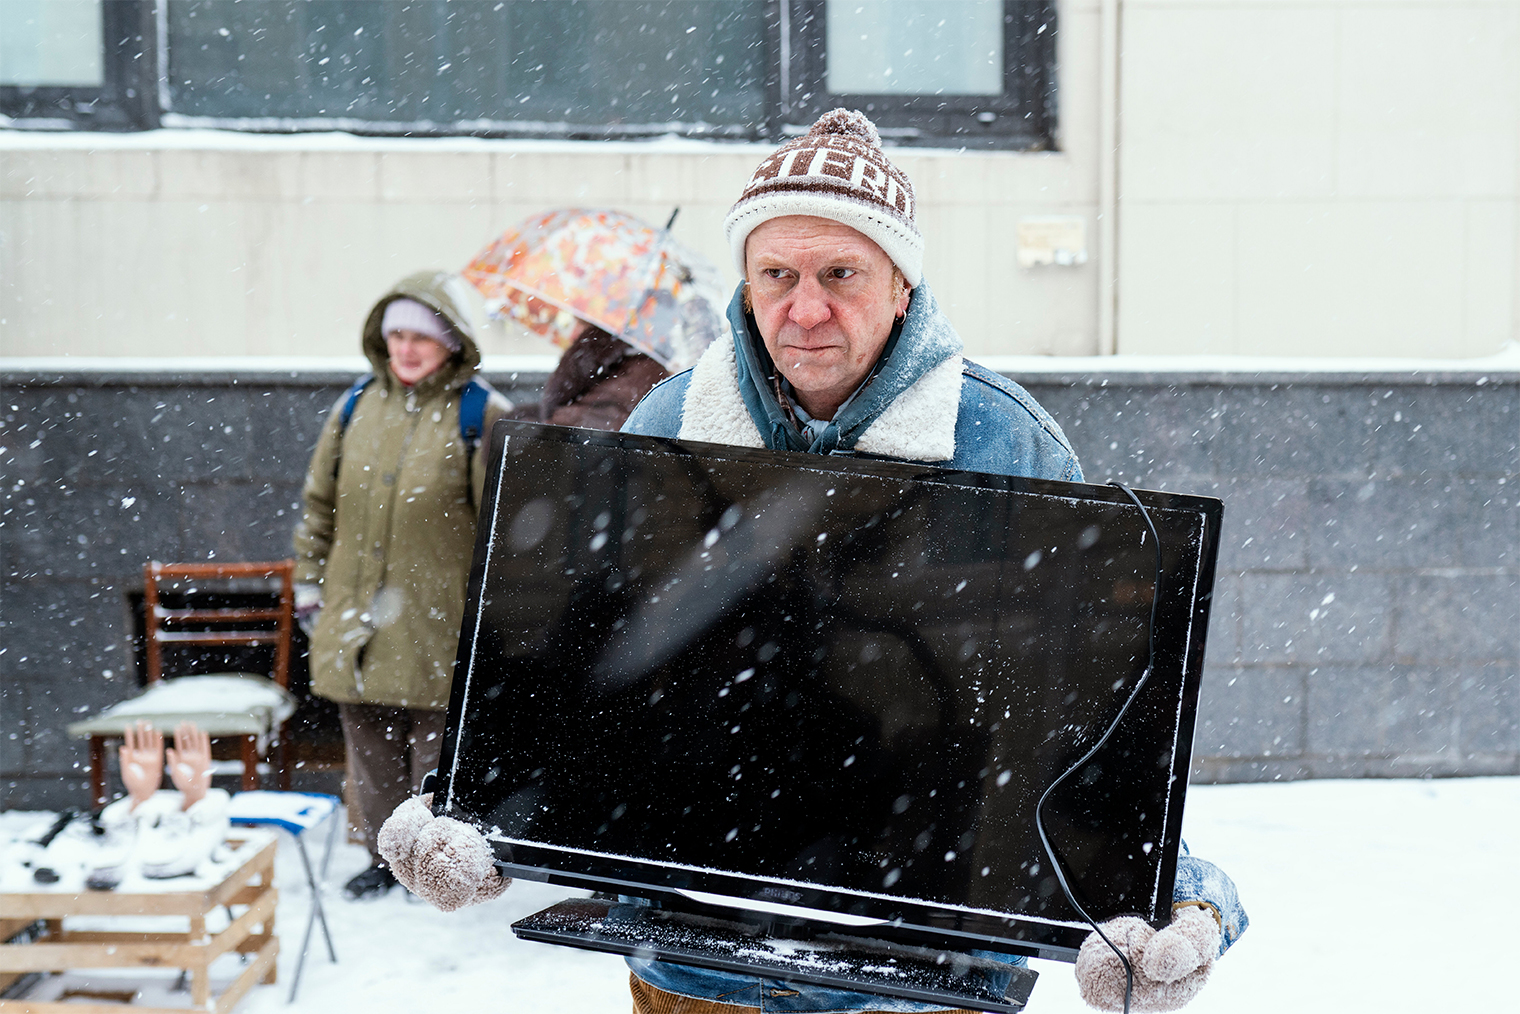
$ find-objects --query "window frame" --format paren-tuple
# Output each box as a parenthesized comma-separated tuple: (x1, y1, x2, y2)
(2, 0, 1056, 149)
(0, 0, 159, 131)
(776, 0, 1058, 150)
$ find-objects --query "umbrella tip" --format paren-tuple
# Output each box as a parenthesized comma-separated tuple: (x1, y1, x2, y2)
(665, 207, 680, 231)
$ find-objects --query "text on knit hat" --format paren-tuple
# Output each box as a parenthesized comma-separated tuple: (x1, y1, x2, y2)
(723, 109, 924, 286)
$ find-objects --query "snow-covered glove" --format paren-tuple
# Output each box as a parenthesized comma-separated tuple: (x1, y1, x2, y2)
(377, 793, 510, 912)
(1075, 905, 1221, 1012)
(294, 583, 322, 637)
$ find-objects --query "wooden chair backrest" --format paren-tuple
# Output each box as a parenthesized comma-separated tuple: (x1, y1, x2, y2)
(143, 559, 296, 689)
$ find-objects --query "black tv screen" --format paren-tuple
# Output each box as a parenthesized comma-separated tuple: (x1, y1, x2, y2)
(435, 420, 1222, 962)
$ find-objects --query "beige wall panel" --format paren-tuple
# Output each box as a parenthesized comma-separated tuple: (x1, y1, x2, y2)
(0, 148, 158, 200)
(915, 203, 993, 352)
(253, 201, 387, 357)
(0, 202, 82, 356)
(902, 153, 992, 208)
(1118, 202, 1238, 355)
(227, 202, 291, 358)
(14, 199, 259, 358)
(1052, 0, 1102, 189)
(374, 202, 500, 273)
(155, 148, 299, 201)
(297, 151, 382, 202)
(1462, 199, 1518, 356)
(377, 151, 495, 203)
(965, 204, 1100, 357)
(623, 150, 756, 206)
(1121, 4, 1338, 202)
(902, 150, 1086, 208)
(1235, 200, 1467, 358)
(1336, 4, 1520, 199)
(135, 202, 271, 357)
(493, 150, 631, 204)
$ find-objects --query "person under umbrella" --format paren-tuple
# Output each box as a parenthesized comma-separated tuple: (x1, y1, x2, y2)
(463, 207, 725, 430)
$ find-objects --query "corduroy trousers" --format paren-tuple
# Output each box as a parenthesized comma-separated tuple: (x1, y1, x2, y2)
(338, 702, 447, 858)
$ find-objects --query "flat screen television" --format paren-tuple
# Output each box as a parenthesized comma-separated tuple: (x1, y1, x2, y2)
(434, 420, 1222, 1009)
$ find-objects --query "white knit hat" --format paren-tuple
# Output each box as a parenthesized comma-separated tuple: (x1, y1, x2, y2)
(724, 109, 923, 286)
(381, 298, 461, 352)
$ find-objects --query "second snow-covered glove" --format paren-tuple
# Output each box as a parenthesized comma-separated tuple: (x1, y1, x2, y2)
(1074, 904, 1221, 1012)
(377, 794, 510, 912)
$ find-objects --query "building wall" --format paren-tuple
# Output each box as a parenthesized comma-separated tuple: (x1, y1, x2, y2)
(1116, 0, 1520, 358)
(4, 1, 1514, 362)
(3, 366, 1515, 810)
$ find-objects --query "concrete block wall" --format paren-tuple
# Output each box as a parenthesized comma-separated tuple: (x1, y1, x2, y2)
(2, 366, 1516, 811)
(1032, 370, 1519, 780)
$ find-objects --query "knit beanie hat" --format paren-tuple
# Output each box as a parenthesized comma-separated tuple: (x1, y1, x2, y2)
(724, 109, 923, 286)
(381, 298, 462, 353)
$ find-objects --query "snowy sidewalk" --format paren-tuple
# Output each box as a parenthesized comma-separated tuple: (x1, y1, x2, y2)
(18, 777, 1516, 1013)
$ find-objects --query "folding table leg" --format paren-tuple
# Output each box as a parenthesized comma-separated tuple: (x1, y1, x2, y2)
(288, 832, 337, 1003)
(320, 802, 339, 880)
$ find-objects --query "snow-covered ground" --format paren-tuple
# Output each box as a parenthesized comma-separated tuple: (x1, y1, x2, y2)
(11, 776, 1516, 1013)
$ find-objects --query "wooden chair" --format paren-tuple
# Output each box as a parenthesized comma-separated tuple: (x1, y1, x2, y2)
(69, 560, 298, 810)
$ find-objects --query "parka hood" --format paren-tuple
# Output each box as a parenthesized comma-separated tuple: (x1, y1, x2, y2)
(362, 271, 486, 389)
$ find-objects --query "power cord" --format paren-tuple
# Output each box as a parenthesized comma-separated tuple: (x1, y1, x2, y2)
(1033, 481, 1163, 1014)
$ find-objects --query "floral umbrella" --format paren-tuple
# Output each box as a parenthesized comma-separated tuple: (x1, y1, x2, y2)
(462, 208, 726, 372)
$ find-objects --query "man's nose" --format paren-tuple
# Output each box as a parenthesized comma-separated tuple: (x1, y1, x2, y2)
(788, 277, 832, 329)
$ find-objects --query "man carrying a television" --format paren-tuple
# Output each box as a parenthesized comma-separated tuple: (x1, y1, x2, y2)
(379, 109, 1246, 1013)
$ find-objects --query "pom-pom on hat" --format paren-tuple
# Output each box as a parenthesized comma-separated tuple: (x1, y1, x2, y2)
(724, 109, 923, 286)
(381, 297, 462, 353)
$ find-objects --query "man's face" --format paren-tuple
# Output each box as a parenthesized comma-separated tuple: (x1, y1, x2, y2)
(386, 330, 452, 386)
(744, 215, 910, 421)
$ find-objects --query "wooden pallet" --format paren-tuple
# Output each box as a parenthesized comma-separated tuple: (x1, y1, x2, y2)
(0, 833, 278, 1013)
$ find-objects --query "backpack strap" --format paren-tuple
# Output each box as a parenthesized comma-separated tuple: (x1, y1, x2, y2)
(339, 375, 375, 434)
(458, 377, 489, 451)
(457, 377, 491, 507)
(331, 374, 374, 481)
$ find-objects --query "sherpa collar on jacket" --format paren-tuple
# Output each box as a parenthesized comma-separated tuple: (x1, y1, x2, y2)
(678, 279, 965, 463)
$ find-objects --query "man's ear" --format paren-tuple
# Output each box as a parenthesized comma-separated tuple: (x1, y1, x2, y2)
(893, 271, 912, 319)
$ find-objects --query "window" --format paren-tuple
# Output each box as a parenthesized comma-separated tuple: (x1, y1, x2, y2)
(162, 0, 769, 135)
(0, 0, 158, 130)
(2, 1, 1055, 149)
(785, 0, 1056, 149)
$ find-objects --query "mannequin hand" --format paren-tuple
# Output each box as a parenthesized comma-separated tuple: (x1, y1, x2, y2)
(119, 721, 164, 808)
(377, 794, 510, 912)
(165, 721, 213, 808)
(1075, 905, 1221, 1012)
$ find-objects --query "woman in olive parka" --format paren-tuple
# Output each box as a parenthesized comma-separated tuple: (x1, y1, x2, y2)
(292, 270, 512, 898)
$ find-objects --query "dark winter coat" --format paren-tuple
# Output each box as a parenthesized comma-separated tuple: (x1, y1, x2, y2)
(511, 326, 669, 430)
(292, 271, 512, 710)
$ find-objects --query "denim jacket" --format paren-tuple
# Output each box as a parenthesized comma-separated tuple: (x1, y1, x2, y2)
(619, 280, 1246, 1010)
